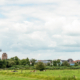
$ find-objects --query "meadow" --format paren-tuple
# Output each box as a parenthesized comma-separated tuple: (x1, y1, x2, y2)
(0, 69, 80, 80)
(0, 74, 41, 80)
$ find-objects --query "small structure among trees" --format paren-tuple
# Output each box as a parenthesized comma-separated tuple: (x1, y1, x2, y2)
(2, 53, 7, 60)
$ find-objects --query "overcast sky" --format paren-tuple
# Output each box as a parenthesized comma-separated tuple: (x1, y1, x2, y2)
(0, 0, 80, 60)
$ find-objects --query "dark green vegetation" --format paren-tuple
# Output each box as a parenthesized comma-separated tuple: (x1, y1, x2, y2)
(0, 56, 30, 68)
(36, 62, 45, 71)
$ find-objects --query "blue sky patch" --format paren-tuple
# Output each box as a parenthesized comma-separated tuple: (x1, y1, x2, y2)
(0, 14, 5, 18)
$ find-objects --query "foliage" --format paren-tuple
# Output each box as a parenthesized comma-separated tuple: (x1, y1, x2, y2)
(0, 59, 7, 68)
(47, 62, 50, 66)
(30, 59, 36, 66)
(0, 55, 80, 70)
(14, 56, 20, 65)
(20, 59, 27, 66)
(57, 59, 60, 66)
(53, 60, 57, 66)
(75, 63, 78, 66)
(53, 59, 61, 66)
(8, 61, 15, 67)
(61, 61, 70, 67)
(26, 57, 30, 66)
(20, 58, 30, 66)
(36, 62, 46, 71)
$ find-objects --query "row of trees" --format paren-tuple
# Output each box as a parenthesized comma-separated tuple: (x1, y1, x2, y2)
(0, 56, 79, 69)
(0, 56, 36, 68)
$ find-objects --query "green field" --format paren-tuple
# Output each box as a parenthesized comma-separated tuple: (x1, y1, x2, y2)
(0, 69, 80, 80)
(0, 74, 41, 80)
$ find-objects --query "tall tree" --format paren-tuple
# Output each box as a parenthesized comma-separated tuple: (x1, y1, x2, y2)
(30, 59, 36, 66)
(53, 60, 57, 66)
(14, 56, 20, 65)
(26, 57, 30, 66)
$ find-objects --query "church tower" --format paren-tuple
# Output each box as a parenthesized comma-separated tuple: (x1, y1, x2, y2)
(2, 53, 7, 60)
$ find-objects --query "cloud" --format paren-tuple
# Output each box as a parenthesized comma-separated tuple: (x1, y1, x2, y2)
(0, 0, 80, 60)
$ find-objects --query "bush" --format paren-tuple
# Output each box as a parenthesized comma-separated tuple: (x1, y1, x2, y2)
(47, 62, 50, 66)
(36, 62, 46, 71)
(75, 63, 78, 66)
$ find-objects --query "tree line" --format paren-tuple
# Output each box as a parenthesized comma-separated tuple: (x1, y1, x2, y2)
(0, 56, 79, 70)
(0, 56, 30, 68)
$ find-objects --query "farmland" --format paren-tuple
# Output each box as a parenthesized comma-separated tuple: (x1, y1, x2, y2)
(0, 69, 80, 80)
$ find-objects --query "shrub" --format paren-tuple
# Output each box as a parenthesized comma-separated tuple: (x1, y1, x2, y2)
(75, 63, 78, 66)
(36, 62, 46, 71)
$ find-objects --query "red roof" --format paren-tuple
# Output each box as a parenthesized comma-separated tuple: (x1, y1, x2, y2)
(73, 60, 80, 63)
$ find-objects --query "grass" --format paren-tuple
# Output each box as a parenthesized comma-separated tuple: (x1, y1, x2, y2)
(0, 69, 80, 80)
(0, 74, 42, 80)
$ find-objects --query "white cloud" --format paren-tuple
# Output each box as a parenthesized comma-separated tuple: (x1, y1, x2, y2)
(0, 0, 80, 60)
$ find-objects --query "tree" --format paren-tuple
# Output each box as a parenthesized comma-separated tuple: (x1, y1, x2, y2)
(2, 60, 7, 68)
(53, 60, 57, 66)
(0, 60, 3, 68)
(57, 59, 60, 66)
(47, 62, 50, 66)
(75, 63, 78, 66)
(0, 59, 7, 68)
(14, 56, 20, 65)
(62, 61, 70, 66)
(36, 62, 45, 71)
(10, 56, 20, 65)
(20, 59, 26, 66)
(30, 59, 36, 66)
(8, 61, 15, 67)
(26, 57, 30, 66)
(79, 62, 80, 65)
(10, 57, 15, 60)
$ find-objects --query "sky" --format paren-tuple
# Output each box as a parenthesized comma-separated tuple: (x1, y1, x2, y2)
(0, 0, 80, 60)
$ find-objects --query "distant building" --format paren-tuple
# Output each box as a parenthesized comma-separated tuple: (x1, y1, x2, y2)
(67, 59, 75, 66)
(61, 60, 67, 63)
(73, 60, 80, 63)
(67, 59, 73, 63)
(60, 59, 75, 66)
(60, 60, 67, 65)
(2, 53, 7, 60)
(35, 60, 51, 64)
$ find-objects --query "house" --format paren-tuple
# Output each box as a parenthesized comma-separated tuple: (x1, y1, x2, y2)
(35, 60, 51, 64)
(60, 59, 75, 66)
(61, 60, 67, 63)
(73, 60, 80, 63)
(67, 59, 75, 66)
(60, 60, 67, 64)
(67, 59, 73, 63)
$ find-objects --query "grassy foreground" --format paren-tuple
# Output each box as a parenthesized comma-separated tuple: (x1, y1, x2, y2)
(0, 74, 41, 80)
(0, 69, 80, 80)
